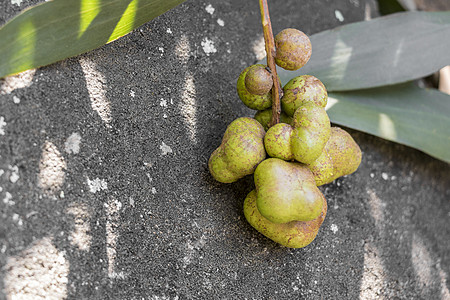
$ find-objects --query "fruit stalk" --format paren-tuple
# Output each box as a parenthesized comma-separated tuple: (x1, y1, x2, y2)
(259, 0, 281, 127)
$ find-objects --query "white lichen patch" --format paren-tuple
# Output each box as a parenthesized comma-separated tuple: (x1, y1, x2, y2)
(330, 224, 339, 234)
(201, 38, 217, 56)
(64, 132, 82, 154)
(12, 96, 20, 104)
(11, 0, 23, 6)
(335, 10, 344, 22)
(86, 177, 108, 193)
(4, 236, 69, 299)
(160, 142, 173, 155)
(3, 192, 13, 205)
(205, 4, 215, 15)
(0, 116, 6, 135)
(38, 141, 66, 193)
(8, 165, 19, 183)
(217, 18, 225, 26)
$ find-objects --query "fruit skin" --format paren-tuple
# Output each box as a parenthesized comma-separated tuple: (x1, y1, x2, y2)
(209, 117, 266, 183)
(291, 103, 331, 164)
(245, 65, 273, 96)
(254, 158, 324, 223)
(254, 109, 292, 131)
(237, 65, 272, 110)
(281, 75, 328, 116)
(264, 123, 294, 161)
(244, 189, 327, 248)
(308, 127, 362, 186)
(274, 28, 312, 71)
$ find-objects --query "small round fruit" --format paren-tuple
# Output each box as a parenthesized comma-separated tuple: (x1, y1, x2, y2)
(264, 123, 294, 161)
(282, 75, 328, 116)
(275, 28, 312, 71)
(237, 65, 272, 110)
(245, 66, 273, 95)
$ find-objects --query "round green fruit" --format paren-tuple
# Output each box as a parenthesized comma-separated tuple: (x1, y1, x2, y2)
(281, 75, 328, 116)
(264, 123, 294, 161)
(274, 28, 312, 71)
(244, 189, 327, 248)
(254, 158, 324, 223)
(209, 117, 266, 183)
(237, 65, 272, 110)
(245, 65, 273, 96)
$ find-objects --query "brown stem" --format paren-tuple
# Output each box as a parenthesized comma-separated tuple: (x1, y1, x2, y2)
(259, 0, 281, 127)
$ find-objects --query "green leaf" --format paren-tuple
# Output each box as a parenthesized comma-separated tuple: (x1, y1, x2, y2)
(0, 0, 185, 79)
(274, 11, 450, 91)
(327, 83, 450, 163)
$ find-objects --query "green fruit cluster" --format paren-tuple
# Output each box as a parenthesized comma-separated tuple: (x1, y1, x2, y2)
(209, 28, 362, 248)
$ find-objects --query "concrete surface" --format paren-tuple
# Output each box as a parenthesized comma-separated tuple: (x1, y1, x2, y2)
(0, 0, 449, 299)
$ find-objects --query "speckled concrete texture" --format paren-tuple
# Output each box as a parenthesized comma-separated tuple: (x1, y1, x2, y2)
(0, 0, 449, 299)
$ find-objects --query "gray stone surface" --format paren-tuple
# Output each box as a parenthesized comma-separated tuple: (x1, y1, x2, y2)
(0, 0, 449, 299)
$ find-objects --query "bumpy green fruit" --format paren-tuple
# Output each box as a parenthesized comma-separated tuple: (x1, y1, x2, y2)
(245, 65, 273, 96)
(274, 28, 312, 71)
(244, 190, 327, 248)
(291, 103, 331, 164)
(281, 75, 328, 116)
(237, 65, 272, 110)
(308, 127, 362, 186)
(209, 117, 266, 183)
(264, 123, 293, 161)
(254, 109, 293, 131)
(254, 158, 324, 223)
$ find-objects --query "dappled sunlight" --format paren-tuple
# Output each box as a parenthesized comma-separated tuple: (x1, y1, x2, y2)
(325, 96, 338, 111)
(378, 113, 397, 140)
(392, 39, 405, 68)
(359, 242, 387, 299)
(252, 34, 266, 61)
(366, 189, 386, 228)
(38, 141, 66, 193)
(108, 0, 138, 42)
(79, 56, 112, 127)
(437, 264, 450, 300)
(411, 233, 434, 291)
(175, 34, 191, 64)
(78, 0, 101, 39)
(9, 19, 35, 74)
(3, 236, 69, 299)
(328, 38, 353, 83)
(105, 197, 125, 279)
(0, 68, 35, 94)
(179, 72, 197, 143)
(66, 202, 92, 251)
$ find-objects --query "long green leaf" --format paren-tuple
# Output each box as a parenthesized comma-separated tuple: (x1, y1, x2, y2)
(274, 11, 450, 91)
(327, 83, 450, 163)
(0, 0, 185, 79)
